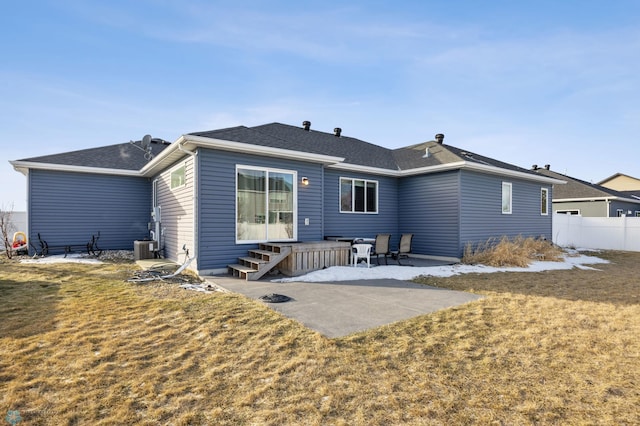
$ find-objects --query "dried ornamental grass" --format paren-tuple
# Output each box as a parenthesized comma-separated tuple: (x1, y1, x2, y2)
(462, 235, 564, 267)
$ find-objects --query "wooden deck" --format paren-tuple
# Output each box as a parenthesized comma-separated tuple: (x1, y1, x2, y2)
(274, 241, 352, 276)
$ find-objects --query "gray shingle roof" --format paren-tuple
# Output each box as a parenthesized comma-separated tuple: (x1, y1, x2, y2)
(191, 123, 399, 170)
(192, 123, 542, 175)
(17, 122, 546, 179)
(392, 140, 542, 176)
(534, 168, 637, 200)
(18, 139, 171, 170)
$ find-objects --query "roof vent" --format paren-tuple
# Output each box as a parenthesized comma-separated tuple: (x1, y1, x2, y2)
(544, 164, 551, 170)
(435, 133, 444, 144)
(334, 127, 342, 137)
(532, 164, 539, 170)
(302, 121, 311, 131)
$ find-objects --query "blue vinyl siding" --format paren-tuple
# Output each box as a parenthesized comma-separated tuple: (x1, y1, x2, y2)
(608, 200, 640, 217)
(28, 170, 151, 253)
(398, 171, 461, 258)
(196, 148, 324, 272)
(460, 170, 552, 251)
(323, 169, 399, 246)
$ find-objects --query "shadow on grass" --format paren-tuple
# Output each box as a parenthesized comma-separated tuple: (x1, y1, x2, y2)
(0, 278, 62, 338)
(413, 251, 640, 306)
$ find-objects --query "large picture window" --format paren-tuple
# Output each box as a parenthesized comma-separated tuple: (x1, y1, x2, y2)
(236, 166, 296, 242)
(502, 182, 512, 214)
(340, 178, 378, 213)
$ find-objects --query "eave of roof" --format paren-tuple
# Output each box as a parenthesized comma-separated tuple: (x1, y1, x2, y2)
(139, 134, 346, 177)
(11, 123, 566, 186)
(10, 160, 141, 177)
(554, 196, 640, 204)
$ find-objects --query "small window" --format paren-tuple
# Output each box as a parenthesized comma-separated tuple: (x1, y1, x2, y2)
(502, 182, 512, 214)
(340, 178, 378, 213)
(170, 165, 186, 189)
(541, 188, 549, 215)
(635, 211, 640, 217)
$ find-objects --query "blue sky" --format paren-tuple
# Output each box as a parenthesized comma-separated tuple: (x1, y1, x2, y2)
(2, 0, 639, 211)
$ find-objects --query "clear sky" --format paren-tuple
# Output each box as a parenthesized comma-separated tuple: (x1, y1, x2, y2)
(2, 0, 639, 211)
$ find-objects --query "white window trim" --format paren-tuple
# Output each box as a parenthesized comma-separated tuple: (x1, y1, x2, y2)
(170, 162, 187, 190)
(235, 164, 298, 244)
(502, 182, 512, 215)
(541, 187, 549, 216)
(339, 177, 379, 214)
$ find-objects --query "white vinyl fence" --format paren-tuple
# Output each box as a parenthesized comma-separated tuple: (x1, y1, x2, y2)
(553, 213, 640, 251)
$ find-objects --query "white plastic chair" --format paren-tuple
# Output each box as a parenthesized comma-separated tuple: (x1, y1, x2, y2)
(351, 243, 372, 268)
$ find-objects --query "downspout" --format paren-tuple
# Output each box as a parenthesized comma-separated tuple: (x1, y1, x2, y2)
(178, 140, 197, 158)
(321, 167, 325, 238)
(178, 140, 199, 272)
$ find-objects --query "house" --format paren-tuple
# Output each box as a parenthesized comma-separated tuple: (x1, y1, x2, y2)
(11, 122, 562, 275)
(533, 166, 640, 217)
(598, 173, 640, 192)
(597, 173, 640, 200)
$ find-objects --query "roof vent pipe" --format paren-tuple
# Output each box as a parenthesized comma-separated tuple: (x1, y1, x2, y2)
(532, 164, 538, 170)
(302, 121, 311, 131)
(435, 133, 444, 144)
(334, 127, 342, 137)
(544, 164, 551, 170)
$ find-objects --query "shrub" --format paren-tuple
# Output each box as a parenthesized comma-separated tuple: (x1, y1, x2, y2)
(462, 235, 564, 267)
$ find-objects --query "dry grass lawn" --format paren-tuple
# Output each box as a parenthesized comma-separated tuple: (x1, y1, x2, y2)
(0, 251, 638, 425)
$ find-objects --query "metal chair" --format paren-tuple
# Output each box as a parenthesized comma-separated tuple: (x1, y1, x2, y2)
(351, 243, 372, 268)
(372, 234, 391, 265)
(391, 233, 414, 265)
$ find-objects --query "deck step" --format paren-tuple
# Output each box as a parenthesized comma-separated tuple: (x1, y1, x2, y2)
(227, 263, 258, 279)
(229, 245, 292, 281)
(239, 257, 268, 267)
(248, 249, 279, 260)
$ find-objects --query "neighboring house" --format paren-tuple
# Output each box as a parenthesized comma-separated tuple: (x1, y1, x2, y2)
(11, 122, 562, 274)
(533, 166, 640, 217)
(597, 173, 640, 200)
(598, 173, 640, 191)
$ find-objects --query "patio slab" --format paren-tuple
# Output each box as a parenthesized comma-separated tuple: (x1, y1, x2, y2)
(203, 268, 483, 338)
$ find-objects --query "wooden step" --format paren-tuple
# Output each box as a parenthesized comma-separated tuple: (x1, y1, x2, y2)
(229, 245, 292, 281)
(248, 249, 279, 260)
(239, 256, 268, 268)
(227, 263, 258, 279)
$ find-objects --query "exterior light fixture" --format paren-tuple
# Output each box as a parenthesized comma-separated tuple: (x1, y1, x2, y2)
(301, 177, 309, 186)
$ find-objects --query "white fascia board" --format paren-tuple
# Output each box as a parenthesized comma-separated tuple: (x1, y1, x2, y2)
(554, 196, 640, 204)
(553, 197, 610, 202)
(329, 161, 472, 177)
(396, 161, 566, 185)
(327, 162, 400, 176)
(183, 135, 345, 164)
(10, 160, 141, 177)
(397, 161, 467, 177)
(139, 135, 189, 176)
(460, 162, 566, 184)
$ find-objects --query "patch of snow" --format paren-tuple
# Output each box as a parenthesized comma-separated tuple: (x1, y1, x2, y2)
(20, 253, 103, 265)
(271, 254, 610, 283)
